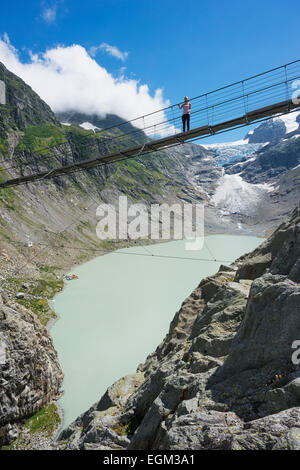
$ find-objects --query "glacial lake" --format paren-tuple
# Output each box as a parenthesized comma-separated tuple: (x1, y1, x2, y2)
(51, 234, 263, 428)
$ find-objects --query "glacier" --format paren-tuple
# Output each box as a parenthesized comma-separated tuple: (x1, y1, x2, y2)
(201, 141, 264, 166)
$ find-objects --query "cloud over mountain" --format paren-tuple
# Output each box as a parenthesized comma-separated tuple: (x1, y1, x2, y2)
(0, 35, 170, 133)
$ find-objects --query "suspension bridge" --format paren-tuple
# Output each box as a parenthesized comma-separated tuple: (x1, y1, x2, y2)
(0, 59, 300, 189)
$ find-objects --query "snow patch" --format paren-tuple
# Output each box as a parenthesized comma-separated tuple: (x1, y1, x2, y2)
(79, 122, 100, 131)
(274, 111, 300, 134)
(211, 174, 274, 216)
(283, 134, 300, 141)
(230, 155, 257, 168)
(201, 138, 249, 149)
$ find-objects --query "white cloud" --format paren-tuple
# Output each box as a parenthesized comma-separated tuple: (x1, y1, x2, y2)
(41, 4, 57, 24)
(90, 43, 129, 62)
(3, 32, 10, 44)
(0, 35, 176, 136)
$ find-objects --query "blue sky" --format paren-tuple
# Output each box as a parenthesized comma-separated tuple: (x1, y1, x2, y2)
(1, 0, 300, 143)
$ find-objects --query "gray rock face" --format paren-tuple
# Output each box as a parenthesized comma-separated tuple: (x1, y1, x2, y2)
(216, 273, 300, 379)
(60, 206, 300, 450)
(232, 137, 300, 185)
(154, 407, 300, 450)
(245, 118, 288, 143)
(60, 373, 144, 450)
(0, 292, 63, 445)
(234, 253, 272, 281)
(0, 61, 59, 131)
(223, 135, 300, 229)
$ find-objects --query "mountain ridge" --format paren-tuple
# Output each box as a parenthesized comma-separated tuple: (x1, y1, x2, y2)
(245, 111, 300, 143)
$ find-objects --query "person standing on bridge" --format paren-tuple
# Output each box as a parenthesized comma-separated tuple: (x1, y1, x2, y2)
(178, 96, 191, 132)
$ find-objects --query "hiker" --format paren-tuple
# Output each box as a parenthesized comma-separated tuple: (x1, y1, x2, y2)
(178, 96, 191, 132)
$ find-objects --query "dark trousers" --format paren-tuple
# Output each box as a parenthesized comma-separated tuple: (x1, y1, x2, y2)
(182, 113, 190, 132)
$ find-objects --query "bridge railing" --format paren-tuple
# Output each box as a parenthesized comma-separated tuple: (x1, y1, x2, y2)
(60, 59, 299, 153)
(120, 59, 300, 142)
(0, 60, 299, 180)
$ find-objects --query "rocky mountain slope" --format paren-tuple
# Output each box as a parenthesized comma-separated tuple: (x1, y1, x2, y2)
(0, 59, 255, 287)
(208, 111, 300, 231)
(0, 61, 228, 446)
(0, 61, 214, 277)
(222, 134, 300, 225)
(54, 108, 300, 235)
(0, 62, 58, 134)
(245, 111, 300, 143)
(60, 205, 300, 450)
(0, 289, 63, 446)
(0, 61, 299, 448)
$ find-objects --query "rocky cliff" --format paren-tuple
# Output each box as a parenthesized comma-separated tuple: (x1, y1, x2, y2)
(245, 111, 300, 143)
(0, 62, 58, 134)
(224, 135, 300, 225)
(0, 289, 63, 446)
(60, 206, 300, 450)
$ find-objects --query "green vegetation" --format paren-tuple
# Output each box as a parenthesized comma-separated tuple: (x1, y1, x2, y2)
(24, 403, 60, 437)
(6, 268, 63, 325)
(0, 184, 17, 208)
(17, 297, 56, 325)
(39, 264, 62, 275)
(65, 125, 95, 149)
(0, 171, 19, 210)
(5, 77, 22, 89)
(16, 124, 67, 153)
(100, 240, 117, 251)
(0, 137, 9, 155)
(112, 416, 142, 437)
(77, 219, 95, 231)
(107, 158, 170, 199)
(3, 403, 61, 449)
(0, 111, 182, 208)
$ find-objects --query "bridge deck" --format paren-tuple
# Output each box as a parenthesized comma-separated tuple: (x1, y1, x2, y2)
(0, 99, 299, 188)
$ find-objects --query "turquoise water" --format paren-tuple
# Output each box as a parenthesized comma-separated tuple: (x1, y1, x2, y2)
(51, 234, 263, 428)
